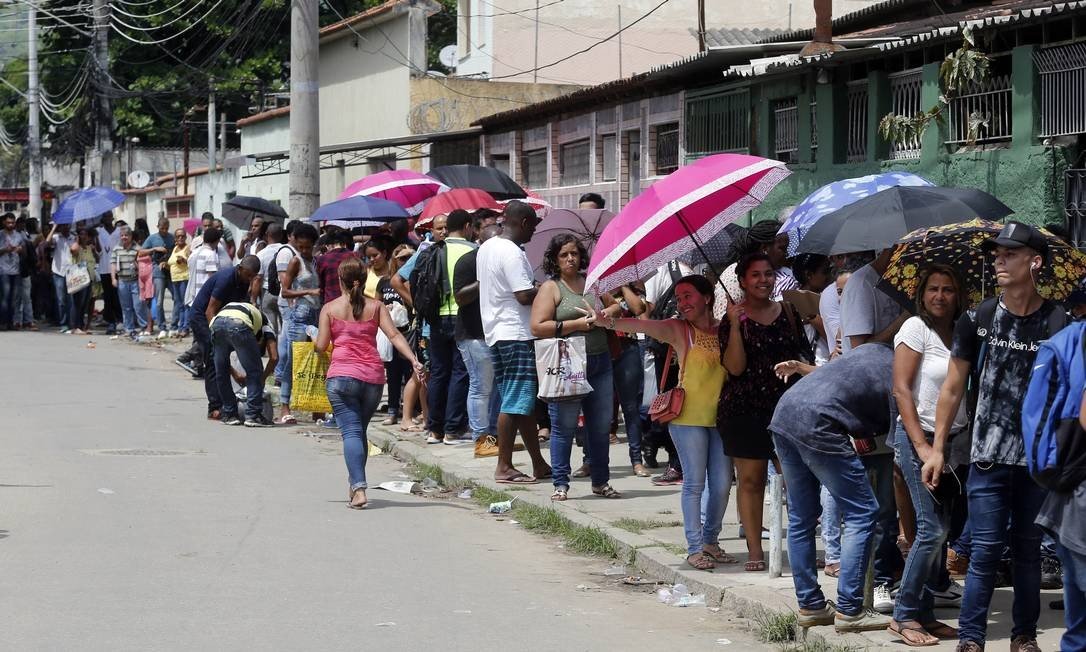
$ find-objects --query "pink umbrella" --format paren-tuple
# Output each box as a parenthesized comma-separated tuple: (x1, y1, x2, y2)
(338, 169, 448, 215)
(499, 189, 551, 214)
(585, 154, 790, 293)
(417, 188, 501, 228)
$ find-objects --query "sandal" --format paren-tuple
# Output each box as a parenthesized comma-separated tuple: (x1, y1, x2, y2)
(887, 620, 939, 647)
(702, 545, 738, 564)
(686, 552, 716, 571)
(920, 621, 957, 640)
(551, 487, 568, 502)
(381, 416, 397, 426)
(571, 464, 590, 478)
(591, 484, 621, 498)
(824, 562, 840, 578)
(537, 428, 550, 442)
(347, 487, 368, 510)
(276, 414, 297, 425)
(632, 463, 651, 478)
(744, 559, 767, 572)
(495, 472, 538, 485)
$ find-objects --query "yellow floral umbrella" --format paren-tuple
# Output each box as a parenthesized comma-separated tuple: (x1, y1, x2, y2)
(880, 218, 1086, 310)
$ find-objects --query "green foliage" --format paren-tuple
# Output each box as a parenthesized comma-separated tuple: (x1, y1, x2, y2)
(753, 610, 798, 644)
(612, 517, 683, 534)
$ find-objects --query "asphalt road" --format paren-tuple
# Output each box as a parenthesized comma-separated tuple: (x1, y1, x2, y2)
(0, 332, 763, 651)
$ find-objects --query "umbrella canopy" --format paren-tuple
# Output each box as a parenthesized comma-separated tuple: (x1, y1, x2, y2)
(499, 189, 551, 213)
(779, 171, 933, 256)
(308, 195, 409, 230)
(337, 169, 448, 215)
(221, 195, 288, 228)
(52, 186, 125, 225)
(428, 164, 526, 200)
(585, 153, 791, 293)
(677, 222, 748, 269)
(880, 219, 1086, 309)
(796, 186, 1014, 256)
(523, 208, 616, 282)
(417, 188, 501, 228)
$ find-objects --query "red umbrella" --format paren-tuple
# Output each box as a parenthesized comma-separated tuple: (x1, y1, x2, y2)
(417, 188, 500, 228)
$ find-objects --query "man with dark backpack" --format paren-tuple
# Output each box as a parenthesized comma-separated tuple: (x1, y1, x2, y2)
(929, 222, 1066, 652)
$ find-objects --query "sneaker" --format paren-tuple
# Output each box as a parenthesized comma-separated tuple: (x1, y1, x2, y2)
(443, 433, 468, 445)
(244, 415, 274, 428)
(947, 549, 969, 578)
(797, 601, 836, 628)
(932, 579, 964, 608)
(221, 415, 243, 426)
(1010, 636, 1041, 652)
(157, 330, 167, 339)
(835, 608, 891, 633)
(955, 642, 983, 652)
(167, 330, 178, 338)
(474, 435, 499, 458)
(317, 416, 339, 429)
(425, 433, 444, 444)
(652, 468, 683, 486)
(873, 584, 894, 614)
(1041, 556, 1063, 590)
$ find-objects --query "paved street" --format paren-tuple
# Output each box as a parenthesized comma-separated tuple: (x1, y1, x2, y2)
(1, 332, 762, 650)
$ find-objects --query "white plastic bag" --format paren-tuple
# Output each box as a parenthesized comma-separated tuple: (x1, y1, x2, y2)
(388, 302, 409, 328)
(376, 328, 393, 362)
(534, 337, 592, 403)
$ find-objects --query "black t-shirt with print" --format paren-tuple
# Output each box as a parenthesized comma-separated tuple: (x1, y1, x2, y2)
(452, 249, 483, 341)
(952, 299, 1065, 466)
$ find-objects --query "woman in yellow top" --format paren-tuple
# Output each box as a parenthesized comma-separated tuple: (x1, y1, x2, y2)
(581, 274, 735, 571)
(167, 228, 191, 336)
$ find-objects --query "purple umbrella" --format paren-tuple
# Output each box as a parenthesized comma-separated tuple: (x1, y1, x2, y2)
(524, 208, 615, 283)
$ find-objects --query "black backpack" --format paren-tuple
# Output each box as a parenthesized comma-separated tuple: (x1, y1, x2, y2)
(409, 242, 448, 324)
(266, 244, 295, 297)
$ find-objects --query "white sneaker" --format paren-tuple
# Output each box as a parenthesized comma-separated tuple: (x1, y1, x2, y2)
(157, 330, 168, 339)
(167, 330, 178, 338)
(932, 579, 964, 607)
(873, 584, 894, 614)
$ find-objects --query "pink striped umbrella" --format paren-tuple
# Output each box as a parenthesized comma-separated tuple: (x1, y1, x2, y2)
(338, 169, 449, 215)
(585, 154, 791, 293)
(499, 189, 551, 214)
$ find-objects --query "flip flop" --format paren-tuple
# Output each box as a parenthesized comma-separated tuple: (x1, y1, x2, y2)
(702, 546, 739, 564)
(495, 473, 538, 485)
(887, 621, 939, 647)
(276, 414, 297, 425)
(920, 621, 957, 640)
(744, 560, 767, 572)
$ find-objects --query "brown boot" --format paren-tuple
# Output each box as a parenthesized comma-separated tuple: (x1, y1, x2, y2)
(474, 435, 499, 458)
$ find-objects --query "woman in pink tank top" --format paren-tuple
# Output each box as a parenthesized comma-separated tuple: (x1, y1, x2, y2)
(315, 257, 423, 509)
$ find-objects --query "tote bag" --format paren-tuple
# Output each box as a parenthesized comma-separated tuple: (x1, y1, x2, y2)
(65, 262, 91, 295)
(534, 336, 592, 403)
(291, 341, 333, 413)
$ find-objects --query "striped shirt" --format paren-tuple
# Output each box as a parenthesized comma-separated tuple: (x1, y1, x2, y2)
(111, 245, 140, 280)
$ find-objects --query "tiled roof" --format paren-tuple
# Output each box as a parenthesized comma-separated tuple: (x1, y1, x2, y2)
(237, 106, 290, 128)
(698, 27, 789, 48)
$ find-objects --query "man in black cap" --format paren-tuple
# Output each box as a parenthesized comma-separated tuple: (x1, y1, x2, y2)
(929, 221, 1066, 652)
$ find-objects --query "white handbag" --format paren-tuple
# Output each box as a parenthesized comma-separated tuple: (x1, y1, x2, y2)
(534, 336, 592, 403)
(65, 262, 91, 295)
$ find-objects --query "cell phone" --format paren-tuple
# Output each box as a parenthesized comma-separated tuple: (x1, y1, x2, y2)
(851, 437, 876, 455)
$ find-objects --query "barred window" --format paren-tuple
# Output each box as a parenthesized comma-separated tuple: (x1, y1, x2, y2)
(523, 149, 547, 189)
(654, 123, 679, 175)
(559, 140, 590, 186)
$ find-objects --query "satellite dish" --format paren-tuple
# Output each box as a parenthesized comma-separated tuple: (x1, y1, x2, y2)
(439, 44, 458, 69)
(127, 170, 151, 189)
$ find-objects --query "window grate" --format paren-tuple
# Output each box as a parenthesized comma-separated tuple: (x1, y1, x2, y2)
(810, 100, 818, 152)
(1037, 43, 1086, 138)
(654, 123, 679, 175)
(846, 81, 868, 163)
(523, 149, 547, 189)
(945, 75, 1012, 145)
(888, 69, 923, 159)
(772, 98, 798, 164)
(559, 140, 590, 186)
(684, 89, 750, 159)
(1067, 169, 1086, 249)
(601, 133, 617, 181)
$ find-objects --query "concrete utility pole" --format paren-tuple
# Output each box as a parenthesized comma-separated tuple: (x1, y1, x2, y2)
(288, 0, 320, 220)
(93, 0, 113, 187)
(219, 112, 227, 169)
(27, 6, 41, 222)
(697, 0, 706, 53)
(617, 5, 623, 78)
(208, 91, 216, 173)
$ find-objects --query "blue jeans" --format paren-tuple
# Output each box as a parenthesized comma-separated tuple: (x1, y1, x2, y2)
(153, 274, 170, 329)
(189, 311, 220, 414)
(613, 340, 645, 466)
(69, 285, 91, 331)
(821, 487, 842, 564)
(52, 273, 72, 328)
(671, 423, 732, 556)
(958, 463, 1045, 644)
(14, 276, 32, 324)
(862, 451, 901, 588)
(171, 280, 189, 330)
(426, 316, 468, 435)
(274, 304, 292, 385)
(117, 277, 142, 333)
(457, 338, 496, 440)
(326, 376, 383, 491)
(279, 303, 317, 409)
(211, 318, 266, 420)
(0, 273, 17, 326)
(774, 433, 878, 617)
(1057, 542, 1086, 652)
(551, 351, 614, 488)
(893, 423, 952, 623)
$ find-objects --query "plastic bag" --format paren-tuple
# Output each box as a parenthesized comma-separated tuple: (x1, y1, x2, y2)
(290, 341, 332, 413)
(376, 328, 393, 362)
(534, 337, 592, 403)
(65, 262, 91, 294)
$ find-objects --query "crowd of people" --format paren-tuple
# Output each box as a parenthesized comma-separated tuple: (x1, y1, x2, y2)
(4, 190, 1083, 652)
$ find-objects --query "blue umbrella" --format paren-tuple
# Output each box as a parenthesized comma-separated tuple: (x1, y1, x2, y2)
(780, 172, 933, 256)
(52, 186, 126, 225)
(308, 195, 409, 229)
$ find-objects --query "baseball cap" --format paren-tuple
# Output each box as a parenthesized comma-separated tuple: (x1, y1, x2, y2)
(982, 221, 1048, 260)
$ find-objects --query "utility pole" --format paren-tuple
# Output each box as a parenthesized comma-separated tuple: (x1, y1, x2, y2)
(182, 116, 190, 196)
(288, 0, 320, 220)
(219, 112, 227, 169)
(532, 0, 539, 83)
(697, 0, 706, 52)
(207, 91, 216, 173)
(617, 5, 622, 78)
(93, 0, 113, 187)
(27, 6, 41, 222)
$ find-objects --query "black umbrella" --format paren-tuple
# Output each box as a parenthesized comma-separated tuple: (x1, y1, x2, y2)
(796, 186, 1013, 256)
(427, 165, 526, 200)
(222, 195, 289, 228)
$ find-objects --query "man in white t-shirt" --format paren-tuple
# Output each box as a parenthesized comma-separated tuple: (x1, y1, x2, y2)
(45, 221, 76, 331)
(477, 201, 550, 484)
(184, 228, 231, 306)
(96, 212, 123, 333)
(253, 222, 287, 334)
(839, 249, 906, 354)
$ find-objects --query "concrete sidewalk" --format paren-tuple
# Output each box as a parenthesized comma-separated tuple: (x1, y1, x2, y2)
(365, 424, 1067, 651)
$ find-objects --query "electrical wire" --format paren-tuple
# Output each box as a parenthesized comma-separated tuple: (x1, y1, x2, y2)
(110, 0, 203, 21)
(108, 0, 226, 45)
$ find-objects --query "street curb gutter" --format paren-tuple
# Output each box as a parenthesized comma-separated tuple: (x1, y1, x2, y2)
(367, 427, 877, 650)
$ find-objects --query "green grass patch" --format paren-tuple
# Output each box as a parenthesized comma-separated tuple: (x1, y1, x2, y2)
(470, 485, 513, 507)
(406, 462, 446, 486)
(656, 509, 673, 515)
(782, 641, 861, 652)
(753, 610, 797, 644)
(662, 543, 687, 557)
(511, 501, 618, 557)
(613, 517, 683, 534)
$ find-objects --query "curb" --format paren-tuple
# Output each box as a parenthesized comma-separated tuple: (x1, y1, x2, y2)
(366, 425, 881, 650)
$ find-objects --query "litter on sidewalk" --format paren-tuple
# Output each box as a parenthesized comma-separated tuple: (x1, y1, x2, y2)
(656, 583, 705, 607)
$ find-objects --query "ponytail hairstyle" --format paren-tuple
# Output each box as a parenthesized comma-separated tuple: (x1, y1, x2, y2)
(338, 256, 369, 319)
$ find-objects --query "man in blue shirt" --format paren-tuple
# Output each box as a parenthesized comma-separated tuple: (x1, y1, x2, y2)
(191, 256, 261, 420)
(140, 217, 175, 336)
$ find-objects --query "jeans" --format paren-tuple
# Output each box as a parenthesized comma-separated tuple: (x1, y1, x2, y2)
(117, 278, 142, 333)
(69, 285, 91, 331)
(457, 338, 496, 440)
(14, 276, 32, 324)
(274, 305, 292, 385)
(426, 316, 468, 435)
(1057, 542, 1086, 652)
(52, 273, 71, 328)
(261, 293, 281, 335)
(958, 463, 1045, 644)
(189, 311, 220, 414)
(613, 340, 645, 466)
(326, 376, 383, 491)
(551, 351, 614, 488)
(861, 451, 902, 589)
(0, 273, 17, 326)
(671, 423, 732, 556)
(153, 274, 170, 329)
(211, 318, 265, 420)
(774, 433, 878, 617)
(893, 423, 952, 623)
(279, 303, 317, 409)
(171, 280, 189, 330)
(821, 487, 842, 565)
